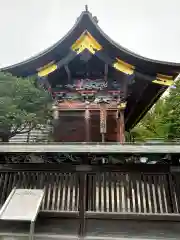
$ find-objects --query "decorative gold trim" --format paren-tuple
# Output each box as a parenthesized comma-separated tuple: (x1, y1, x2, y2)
(153, 74, 174, 86)
(37, 62, 57, 77)
(71, 31, 102, 55)
(113, 58, 135, 75)
(117, 102, 127, 110)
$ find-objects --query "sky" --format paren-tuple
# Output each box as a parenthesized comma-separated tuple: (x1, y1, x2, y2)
(0, 0, 179, 68)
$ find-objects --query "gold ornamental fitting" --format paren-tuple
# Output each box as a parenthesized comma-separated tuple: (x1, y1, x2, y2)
(117, 102, 127, 110)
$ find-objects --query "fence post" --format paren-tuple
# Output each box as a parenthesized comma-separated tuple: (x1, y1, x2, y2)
(78, 172, 86, 237)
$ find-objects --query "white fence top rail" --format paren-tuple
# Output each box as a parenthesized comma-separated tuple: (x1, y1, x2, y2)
(0, 144, 180, 153)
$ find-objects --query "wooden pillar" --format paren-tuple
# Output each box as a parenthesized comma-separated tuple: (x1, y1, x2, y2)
(52, 104, 59, 120)
(52, 104, 59, 140)
(117, 102, 126, 144)
(100, 103, 107, 142)
(85, 104, 91, 142)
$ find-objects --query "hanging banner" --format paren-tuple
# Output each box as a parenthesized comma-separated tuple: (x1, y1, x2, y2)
(100, 104, 107, 133)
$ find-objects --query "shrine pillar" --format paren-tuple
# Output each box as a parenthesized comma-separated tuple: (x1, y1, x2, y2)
(117, 102, 126, 144)
(52, 103, 59, 140)
(52, 103, 59, 120)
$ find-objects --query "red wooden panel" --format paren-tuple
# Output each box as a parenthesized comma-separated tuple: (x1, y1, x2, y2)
(53, 110, 117, 142)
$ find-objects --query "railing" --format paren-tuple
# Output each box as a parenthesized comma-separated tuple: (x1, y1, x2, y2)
(0, 171, 176, 214)
(9, 128, 51, 143)
(0, 164, 180, 232)
(2, 141, 180, 145)
(0, 163, 180, 237)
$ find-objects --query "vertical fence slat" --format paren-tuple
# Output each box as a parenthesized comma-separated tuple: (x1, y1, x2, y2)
(160, 175, 168, 213)
(157, 175, 164, 213)
(113, 173, 117, 212)
(123, 173, 128, 212)
(74, 173, 79, 211)
(1, 173, 7, 205)
(93, 174, 96, 212)
(148, 175, 155, 213)
(59, 174, 64, 211)
(118, 173, 123, 212)
(103, 172, 107, 212)
(154, 175, 161, 213)
(108, 172, 112, 212)
(164, 174, 173, 213)
(48, 173, 53, 211)
(89, 175, 93, 211)
(64, 174, 69, 211)
(132, 173, 139, 213)
(142, 174, 150, 213)
(54, 173, 59, 211)
(138, 173, 144, 213)
(98, 173, 102, 212)
(69, 173, 74, 211)
(43, 173, 49, 211)
(168, 174, 178, 213)
(128, 174, 133, 212)
(6, 173, 13, 199)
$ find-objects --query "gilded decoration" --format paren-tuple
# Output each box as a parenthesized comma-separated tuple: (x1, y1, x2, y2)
(153, 74, 174, 86)
(117, 102, 127, 110)
(71, 31, 102, 54)
(113, 58, 135, 75)
(37, 62, 57, 77)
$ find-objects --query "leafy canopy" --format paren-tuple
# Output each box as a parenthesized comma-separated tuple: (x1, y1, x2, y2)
(132, 80, 180, 142)
(0, 72, 52, 141)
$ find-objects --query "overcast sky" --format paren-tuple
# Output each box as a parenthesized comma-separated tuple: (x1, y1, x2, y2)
(0, 0, 179, 68)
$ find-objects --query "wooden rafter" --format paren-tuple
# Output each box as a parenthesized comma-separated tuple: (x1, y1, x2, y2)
(104, 63, 108, 83)
(64, 64, 71, 82)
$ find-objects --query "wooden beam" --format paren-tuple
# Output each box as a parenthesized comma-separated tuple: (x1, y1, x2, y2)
(121, 74, 128, 99)
(64, 64, 71, 82)
(117, 103, 126, 144)
(52, 104, 59, 119)
(119, 109, 125, 143)
(104, 63, 108, 83)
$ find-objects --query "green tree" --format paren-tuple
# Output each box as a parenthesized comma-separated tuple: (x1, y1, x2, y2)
(131, 80, 180, 142)
(162, 81, 180, 140)
(131, 99, 167, 141)
(0, 72, 52, 142)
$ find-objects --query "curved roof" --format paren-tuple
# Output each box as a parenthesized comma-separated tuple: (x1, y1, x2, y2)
(1, 9, 180, 130)
(1, 9, 180, 76)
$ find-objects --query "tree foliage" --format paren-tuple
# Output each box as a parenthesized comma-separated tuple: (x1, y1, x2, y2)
(162, 81, 180, 140)
(131, 81, 180, 142)
(0, 72, 52, 141)
(131, 99, 166, 141)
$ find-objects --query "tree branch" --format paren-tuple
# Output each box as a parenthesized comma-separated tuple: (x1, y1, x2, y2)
(10, 124, 35, 137)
